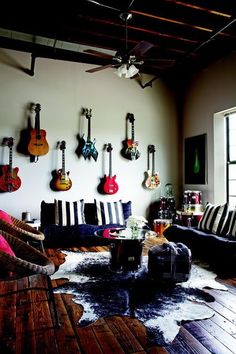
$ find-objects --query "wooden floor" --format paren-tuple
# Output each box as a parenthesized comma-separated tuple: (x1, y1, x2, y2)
(1, 238, 236, 354)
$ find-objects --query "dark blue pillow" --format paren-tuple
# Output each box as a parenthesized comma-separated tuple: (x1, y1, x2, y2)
(122, 201, 132, 221)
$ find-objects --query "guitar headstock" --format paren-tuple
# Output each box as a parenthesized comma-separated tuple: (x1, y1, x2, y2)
(60, 141, 66, 150)
(35, 103, 41, 114)
(107, 143, 113, 152)
(148, 144, 156, 153)
(83, 108, 92, 119)
(127, 113, 135, 124)
(2, 137, 14, 148)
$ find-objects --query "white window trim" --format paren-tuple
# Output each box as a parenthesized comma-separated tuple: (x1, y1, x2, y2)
(213, 107, 236, 205)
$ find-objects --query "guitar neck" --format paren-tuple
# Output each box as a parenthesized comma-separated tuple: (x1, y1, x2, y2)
(34, 104, 41, 132)
(61, 149, 66, 174)
(152, 150, 155, 174)
(109, 149, 112, 177)
(131, 121, 135, 141)
(87, 116, 91, 141)
(9, 147, 13, 174)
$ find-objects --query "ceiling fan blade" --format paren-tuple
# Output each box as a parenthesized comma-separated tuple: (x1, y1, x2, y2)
(128, 41, 154, 56)
(85, 0, 120, 12)
(86, 64, 115, 73)
(84, 49, 114, 60)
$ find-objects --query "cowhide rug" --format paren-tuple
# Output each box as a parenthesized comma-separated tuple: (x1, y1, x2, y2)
(51, 250, 227, 345)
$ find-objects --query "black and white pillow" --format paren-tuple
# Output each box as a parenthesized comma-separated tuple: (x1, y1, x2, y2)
(95, 200, 125, 225)
(198, 203, 228, 234)
(55, 199, 85, 226)
(226, 209, 236, 237)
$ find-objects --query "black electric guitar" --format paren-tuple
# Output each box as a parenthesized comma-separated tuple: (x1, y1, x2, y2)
(102, 143, 119, 195)
(81, 108, 98, 161)
(28, 103, 49, 156)
(52, 141, 72, 191)
(123, 113, 140, 160)
(0, 137, 21, 192)
(145, 144, 161, 190)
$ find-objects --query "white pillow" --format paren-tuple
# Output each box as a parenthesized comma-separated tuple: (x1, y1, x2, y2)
(95, 200, 125, 225)
(55, 199, 85, 226)
(198, 203, 228, 234)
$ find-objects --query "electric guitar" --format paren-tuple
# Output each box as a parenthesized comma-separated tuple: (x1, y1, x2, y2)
(28, 103, 49, 156)
(145, 144, 161, 190)
(0, 137, 21, 192)
(123, 113, 140, 160)
(103, 143, 119, 195)
(52, 141, 72, 191)
(81, 108, 98, 161)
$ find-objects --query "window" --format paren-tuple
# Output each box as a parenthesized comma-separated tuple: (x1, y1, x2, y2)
(226, 113, 236, 209)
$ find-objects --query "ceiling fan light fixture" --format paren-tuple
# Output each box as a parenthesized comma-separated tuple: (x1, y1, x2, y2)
(115, 64, 128, 77)
(126, 64, 139, 78)
(115, 64, 139, 78)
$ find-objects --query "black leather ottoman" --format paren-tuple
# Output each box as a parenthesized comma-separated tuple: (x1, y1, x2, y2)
(148, 242, 192, 283)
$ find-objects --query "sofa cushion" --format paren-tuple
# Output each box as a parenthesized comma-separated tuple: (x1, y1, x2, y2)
(95, 200, 125, 225)
(55, 199, 86, 226)
(41, 200, 132, 230)
(227, 209, 236, 237)
(43, 223, 124, 247)
(197, 203, 228, 234)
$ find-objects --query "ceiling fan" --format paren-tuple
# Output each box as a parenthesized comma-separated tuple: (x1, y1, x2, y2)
(83, 2, 154, 77)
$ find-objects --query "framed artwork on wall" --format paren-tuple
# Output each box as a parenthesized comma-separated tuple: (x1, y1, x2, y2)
(184, 133, 207, 184)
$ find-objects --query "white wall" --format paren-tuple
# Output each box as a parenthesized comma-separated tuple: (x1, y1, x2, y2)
(0, 49, 180, 220)
(183, 52, 236, 205)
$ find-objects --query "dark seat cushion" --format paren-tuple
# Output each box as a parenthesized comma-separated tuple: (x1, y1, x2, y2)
(43, 223, 124, 247)
(163, 224, 236, 272)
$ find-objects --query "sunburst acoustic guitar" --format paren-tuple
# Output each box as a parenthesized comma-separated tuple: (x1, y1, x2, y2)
(28, 103, 49, 157)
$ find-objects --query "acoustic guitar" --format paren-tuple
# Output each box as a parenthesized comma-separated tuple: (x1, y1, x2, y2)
(103, 143, 119, 195)
(81, 108, 98, 161)
(52, 141, 72, 191)
(28, 103, 49, 156)
(0, 137, 21, 192)
(123, 113, 140, 160)
(145, 144, 161, 190)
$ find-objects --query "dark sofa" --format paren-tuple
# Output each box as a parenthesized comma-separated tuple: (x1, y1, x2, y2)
(40, 200, 132, 248)
(163, 223, 236, 273)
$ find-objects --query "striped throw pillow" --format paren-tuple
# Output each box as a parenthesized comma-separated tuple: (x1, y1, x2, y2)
(95, 200, 125, 226)
(198, 203, 229, 234)
(227, 209, 236, 237)
(55, 199, 85, 226)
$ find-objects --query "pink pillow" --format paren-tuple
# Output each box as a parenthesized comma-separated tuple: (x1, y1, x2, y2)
(0, 234, 15, 278)
(0, 210, 13, 224)
(0, 234, 15, 256)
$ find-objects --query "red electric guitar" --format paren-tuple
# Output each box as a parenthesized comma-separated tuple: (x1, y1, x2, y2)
(28, 103, 49, 157)
(123, 113, 140, 160)
(51, 141, 72, 191)
(103, 143, 119, 195)
(0, 137, 21, 192)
